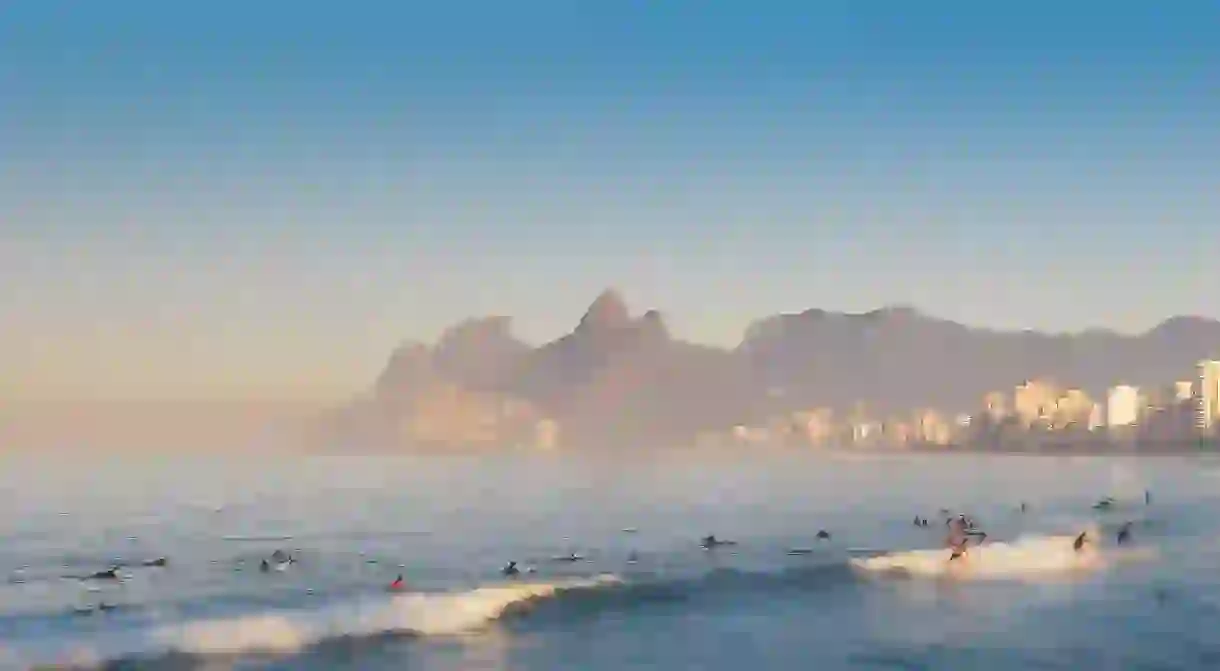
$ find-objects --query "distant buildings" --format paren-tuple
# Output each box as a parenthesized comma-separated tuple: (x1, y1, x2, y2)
(700, 358, 1220, 452)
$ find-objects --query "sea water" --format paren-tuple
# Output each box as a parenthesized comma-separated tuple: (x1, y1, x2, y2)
(2, 451, 1219, 670)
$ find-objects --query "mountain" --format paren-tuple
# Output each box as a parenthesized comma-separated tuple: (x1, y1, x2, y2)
(330, 291, 1220, 449)
(739, 306, 1220, 414)
(513, 291, 756, 445)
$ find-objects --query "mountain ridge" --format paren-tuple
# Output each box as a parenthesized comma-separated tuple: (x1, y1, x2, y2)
(326, 289, 1220, 449)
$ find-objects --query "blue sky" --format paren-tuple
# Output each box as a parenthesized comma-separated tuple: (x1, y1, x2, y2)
(2, 1, 1218, 400)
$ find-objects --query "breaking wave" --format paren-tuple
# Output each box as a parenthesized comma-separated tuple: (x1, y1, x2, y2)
(20, 575, 619, 669)
(851, 531, 1156, 579)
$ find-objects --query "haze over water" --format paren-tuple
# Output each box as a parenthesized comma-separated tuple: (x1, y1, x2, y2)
(2, 452, 1218, 670)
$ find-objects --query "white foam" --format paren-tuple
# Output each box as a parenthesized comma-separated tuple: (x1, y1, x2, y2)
(155, 574, 621, 655)
(850, 534, 1144, 580)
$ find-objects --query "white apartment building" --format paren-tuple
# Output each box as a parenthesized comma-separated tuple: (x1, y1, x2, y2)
(1199, 360, 1220, 433)
(1106, 385, 1141, 428)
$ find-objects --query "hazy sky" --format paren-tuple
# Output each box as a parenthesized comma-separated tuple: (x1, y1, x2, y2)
(3, 1, 1218, 401)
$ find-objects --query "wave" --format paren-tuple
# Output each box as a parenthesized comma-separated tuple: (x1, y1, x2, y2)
(19, 557, 857, 669)
(850, 532, 1156, 580)
(159, 574, 621, 654)
(16, 574, 620, 669)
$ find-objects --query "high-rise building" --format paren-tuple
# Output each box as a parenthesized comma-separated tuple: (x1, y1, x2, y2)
(1014, 379, 1059, 427)
(1053, 389, 1093, 429)
(1107, 385, 1140, 428)
(1175, 381, 1195, 402)
(1198, 360, 1220, 434)
(1088, 403, 1104, 431)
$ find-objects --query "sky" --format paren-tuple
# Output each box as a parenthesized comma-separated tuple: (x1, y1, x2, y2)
(2, 0, 1219, 401)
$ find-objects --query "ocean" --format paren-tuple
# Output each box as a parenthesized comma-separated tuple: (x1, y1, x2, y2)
(2, 451, 1218, 670)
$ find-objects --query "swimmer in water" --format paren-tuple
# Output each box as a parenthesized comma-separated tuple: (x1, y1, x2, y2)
(502, 561, 520, 577)
(89, 567, 120, 581)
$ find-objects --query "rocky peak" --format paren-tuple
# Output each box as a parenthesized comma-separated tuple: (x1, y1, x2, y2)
(638, 309, 670, 343)
(577, 288, 632, 333)
(435, 316, 517, 353)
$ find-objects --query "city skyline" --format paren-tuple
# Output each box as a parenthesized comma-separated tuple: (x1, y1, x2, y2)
(3, 1, 1219, 401)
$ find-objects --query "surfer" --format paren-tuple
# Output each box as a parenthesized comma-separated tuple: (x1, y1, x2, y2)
(142, 557, 168, 567)
(1073, 531, 1088, 552)
(89, 567, 120, 581)
(816, 530, 831, 540)
(1020, 501, 1028, 513)
(259, 559, 271, 572)
(1117, 522, 1133, 545)
(1145, 490, 1152, 505)
(389, 574, 406, 591)
(1093, 497, 1114, 511)
(948, 539, 969, 562)
(949, 515, 987, 541)
(502, 561, 520, 577)
(945, 517, 987, 561)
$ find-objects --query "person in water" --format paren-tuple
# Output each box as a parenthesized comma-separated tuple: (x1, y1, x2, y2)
(502, 561, 520, 577)
(1117, 522, 1133, 545)
(259, 559, 271, 572)
(816, 530, 831, 540)
(1073, 531, 1088, 552)
(89, 567, 120, 580)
